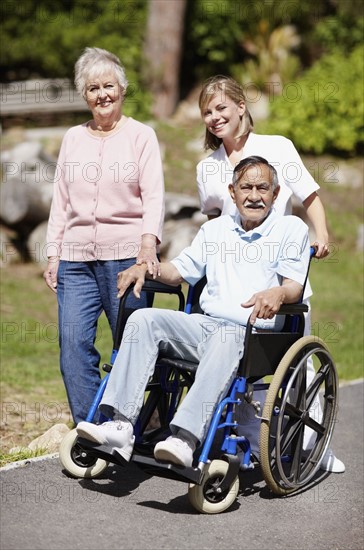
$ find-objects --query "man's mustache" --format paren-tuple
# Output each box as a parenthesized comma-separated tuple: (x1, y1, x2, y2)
(244, 200, 265, 208)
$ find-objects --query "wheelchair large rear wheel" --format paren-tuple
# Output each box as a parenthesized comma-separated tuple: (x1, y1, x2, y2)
(260, 336, 338, 495)
(188, 460, 239, 514)
(59, 429, 109, 478)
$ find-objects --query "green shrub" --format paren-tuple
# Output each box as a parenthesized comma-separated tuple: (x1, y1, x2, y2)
(257, 45, 364, 155)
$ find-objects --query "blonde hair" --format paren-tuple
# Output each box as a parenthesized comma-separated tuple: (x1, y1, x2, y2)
(74, 47, 128, 100)
(199, 75, 254, 151)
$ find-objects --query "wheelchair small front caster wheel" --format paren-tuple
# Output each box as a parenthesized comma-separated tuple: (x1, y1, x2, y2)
(59, 428, 109, 478)
(188, 460, 239, 514)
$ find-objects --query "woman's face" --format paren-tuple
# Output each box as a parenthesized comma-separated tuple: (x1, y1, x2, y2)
(85, 72, 123, 120)
(202, 93, 245, 141)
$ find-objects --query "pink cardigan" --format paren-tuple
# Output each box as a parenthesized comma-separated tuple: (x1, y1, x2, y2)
(46, 118, 165, 261)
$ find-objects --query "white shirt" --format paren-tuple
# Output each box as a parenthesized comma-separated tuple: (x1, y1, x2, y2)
(171, 211, 310, 330)
(197, 133, 319, 217)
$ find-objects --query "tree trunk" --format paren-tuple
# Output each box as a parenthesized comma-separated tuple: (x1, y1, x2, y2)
(144, 0, 187, 119)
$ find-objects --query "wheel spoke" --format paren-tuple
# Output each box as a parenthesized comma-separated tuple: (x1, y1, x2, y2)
(306, 361, 331, 409)
(279, 417, 302, 455)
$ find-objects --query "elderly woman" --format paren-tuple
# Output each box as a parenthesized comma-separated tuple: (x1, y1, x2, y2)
(44, 47, 165, 424)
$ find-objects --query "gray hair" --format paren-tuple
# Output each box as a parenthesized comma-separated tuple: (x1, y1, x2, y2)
(74, 47, 128, 100)
(233, 156, 279, 190)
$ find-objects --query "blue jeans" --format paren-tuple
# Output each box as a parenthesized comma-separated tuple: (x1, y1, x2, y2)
(57, 259, 152, 424)
(100, 308, 246, 443)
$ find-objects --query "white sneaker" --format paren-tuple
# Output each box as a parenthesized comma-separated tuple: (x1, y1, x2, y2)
(154, 435, 194, 467)
(76, 420, 135, 462)
(320, 449, 345, 473)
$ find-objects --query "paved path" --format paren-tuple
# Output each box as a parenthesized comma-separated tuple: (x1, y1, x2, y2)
(1, 381, 363, 550)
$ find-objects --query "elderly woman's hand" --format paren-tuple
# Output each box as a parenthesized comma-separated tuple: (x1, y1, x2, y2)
(43, 257, 60, 293)
(136, 234, 160, 279)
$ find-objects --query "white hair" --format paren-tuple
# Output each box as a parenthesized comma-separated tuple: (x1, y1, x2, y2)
(74, 47, 128, 99)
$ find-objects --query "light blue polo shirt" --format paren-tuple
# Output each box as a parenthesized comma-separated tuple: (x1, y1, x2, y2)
(171, 211, 310, 330)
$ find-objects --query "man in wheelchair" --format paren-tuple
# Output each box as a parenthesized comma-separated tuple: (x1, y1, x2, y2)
(76, 155, 334, 471)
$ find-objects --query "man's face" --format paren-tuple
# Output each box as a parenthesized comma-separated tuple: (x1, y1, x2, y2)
(228, 163, 280, 231)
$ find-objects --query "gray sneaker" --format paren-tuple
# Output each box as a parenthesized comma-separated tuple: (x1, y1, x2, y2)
(76, 420, 135, 462)
(154, 435, 194, 467)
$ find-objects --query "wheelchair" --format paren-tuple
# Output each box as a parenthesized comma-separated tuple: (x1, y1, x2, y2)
(59, 248, 339, 514)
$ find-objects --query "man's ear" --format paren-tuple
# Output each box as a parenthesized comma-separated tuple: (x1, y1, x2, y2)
(272, 185, 280, 203)
(228, 183, 236, 203)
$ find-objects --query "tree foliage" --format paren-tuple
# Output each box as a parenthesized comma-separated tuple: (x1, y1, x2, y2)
(3, 0, 361, 87)
(257, 45, 364, 155)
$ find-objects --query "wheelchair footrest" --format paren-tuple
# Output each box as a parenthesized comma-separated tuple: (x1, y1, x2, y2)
(76, 438, 129, 467)
(132, 454, 202, 484)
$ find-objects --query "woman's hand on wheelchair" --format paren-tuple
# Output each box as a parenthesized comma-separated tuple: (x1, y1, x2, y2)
(312, 239, 329, 259)
(117, 264, 149, 299)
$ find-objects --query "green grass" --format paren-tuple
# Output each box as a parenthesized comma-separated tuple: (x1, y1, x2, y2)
(309, 178, 364, 381)
(310, 249, 363, 380)
(0, 447, 48, 468)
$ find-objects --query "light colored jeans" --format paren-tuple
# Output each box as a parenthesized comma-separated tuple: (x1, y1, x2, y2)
(100, 308, 246, 443)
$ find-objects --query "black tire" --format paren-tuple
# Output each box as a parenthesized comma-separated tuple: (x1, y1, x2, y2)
(260, 336, 338, 495)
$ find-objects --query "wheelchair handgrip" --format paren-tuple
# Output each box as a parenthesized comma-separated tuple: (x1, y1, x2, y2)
(119, 281, 185, 312)
(139, 280, 184, 295)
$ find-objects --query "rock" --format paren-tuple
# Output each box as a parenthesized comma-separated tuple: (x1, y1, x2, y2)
(161, 192, 204, 259)
(28, 423, 70, 453)
(0, 225, 21, 266)
(161, 219, 201, 259)
(324, 162, 363, 188)
(0, 140, 56, 232)
(27, 221, 49, 267)
(247, 92, 270, 121)
(164, 192, 200, 220)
